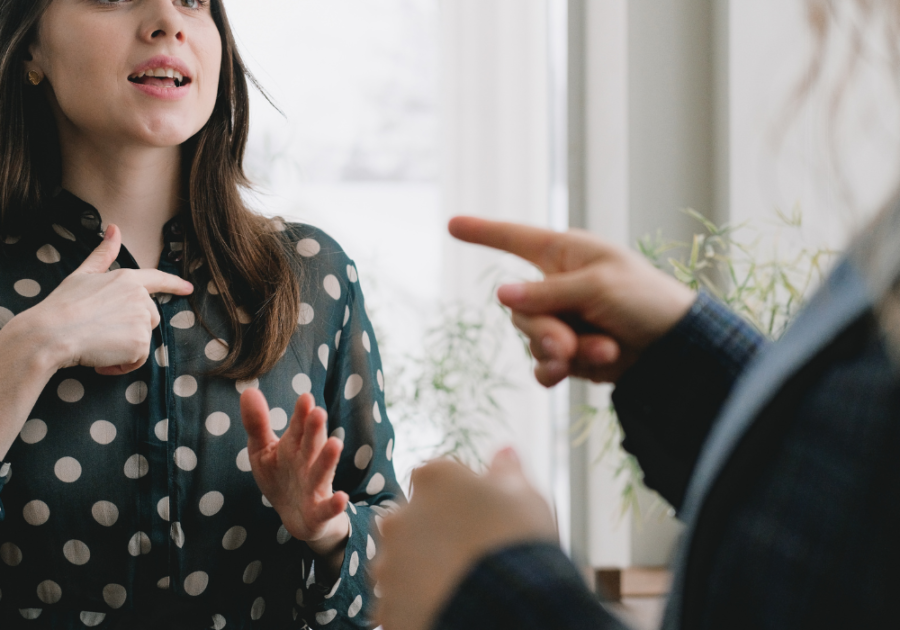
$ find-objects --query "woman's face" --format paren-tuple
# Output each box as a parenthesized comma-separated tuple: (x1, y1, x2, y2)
(27, 0, 223, 149)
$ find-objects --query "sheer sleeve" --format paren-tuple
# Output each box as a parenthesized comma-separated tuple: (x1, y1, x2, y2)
(0, 462, 9, 521)
(291, 240, 405, 628)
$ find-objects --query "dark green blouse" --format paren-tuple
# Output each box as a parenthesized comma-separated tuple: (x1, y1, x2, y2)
(0, 192, 403, 629)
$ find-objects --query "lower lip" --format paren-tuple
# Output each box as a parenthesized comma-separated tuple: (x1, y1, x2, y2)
(130, 81, 190, 101)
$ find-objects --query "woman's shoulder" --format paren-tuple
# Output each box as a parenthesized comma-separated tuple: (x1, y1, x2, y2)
(274, 220, 353, 264)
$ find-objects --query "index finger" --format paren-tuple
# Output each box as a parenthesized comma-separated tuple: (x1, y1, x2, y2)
(448, 216, 561, 270)
(130, 269, 194, 296)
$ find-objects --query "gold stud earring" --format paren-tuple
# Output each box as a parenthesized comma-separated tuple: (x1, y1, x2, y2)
(26, 70, 43, 86)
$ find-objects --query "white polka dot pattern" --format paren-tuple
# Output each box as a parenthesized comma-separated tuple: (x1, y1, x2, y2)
(243, 560, 262, 584)
(296, 238, 320, 257)
(63, 540, 90, 565)
(20, 419, 47, 444)
(269, 407, 288, 431)
(292, 373, 312, 396)
(173, 375, 198, 397)
(374, 402, 382, 423)
(154, 345, 169, 367)
(222, 526, 247, 550)
(377, 369, 385, 391)
(205, 412, 230, 436)
(250, 597, 266, 620)
(211, 614, 226, 630)
(1, 543, 22, 566)
(91, 501, 119, 527)
(157, 497, 170, 521)
(235, 379, 258, 394)
(20, 608, 42, 620)
(318, 344, 330, 368)
(347, 264, 358, 282)
(236, 448, 251, 472)
(199, 491, 224, 516)
(52, 224, 75, 240)
(0, 306, 14, 328)
(14, 279, 40, 298)
(298, 303, 314, 325)
(102, 584, 126, 609)
(170, 522, 185, 548)
(36, 244, 60, 264)
(154, 419, 169, 441)
(23, 500, 50, 526)
(174, 446, 197, 471)
(184, 571, 208, 596)
(366, 473, 386, 495)
(330, 427, 346, 442)
(354, 445, 373, 470)
(124, 454, 149, 479)
(157, 577, 170, 590)
(316, 610, 337, 625)
(124, 381, 148, 405)
(367, 535, 376, 560)
(349, 551, 359, 577)
(170, 310, 196, 329)
(90, 420, 117, 445)
(205, 339, 228, 362)
(54, 457, 82, 483)
(127, 532, 151, 556)
(362, 331, 371, 352)
(344, 374, 363, 400)
(276, 525, 291, 545)
(58, 379, 84, 403)
(236, 307, 252, 325)
(387, 438, 394, 461)
(325, 578, 341, 599)
(323, 275, 341, 300)
(80, 612, 106, 627)
(348, 594, 363, 618)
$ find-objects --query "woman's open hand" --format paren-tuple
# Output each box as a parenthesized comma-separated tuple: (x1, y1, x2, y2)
(26, 224, 193, 375)
(240, 390, 350, 558)
(449, 216, 697, 386)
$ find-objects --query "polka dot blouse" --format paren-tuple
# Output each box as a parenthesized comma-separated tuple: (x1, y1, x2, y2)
(0, 192, 403, 629)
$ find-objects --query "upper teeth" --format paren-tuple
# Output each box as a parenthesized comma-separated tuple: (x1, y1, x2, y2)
(134, 68, 184, 81)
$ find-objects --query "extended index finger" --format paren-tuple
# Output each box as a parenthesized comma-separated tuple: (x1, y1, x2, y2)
(448, 216, 564, 270)
(131, 269, 194, 296)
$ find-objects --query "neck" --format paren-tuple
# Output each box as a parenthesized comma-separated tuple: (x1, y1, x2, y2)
(59, 131, 184, 269)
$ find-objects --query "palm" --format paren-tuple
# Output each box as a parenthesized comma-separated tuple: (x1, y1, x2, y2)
(240, 390, 348, 546)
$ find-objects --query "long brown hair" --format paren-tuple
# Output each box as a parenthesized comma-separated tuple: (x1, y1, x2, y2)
(0, 0, 301, 381)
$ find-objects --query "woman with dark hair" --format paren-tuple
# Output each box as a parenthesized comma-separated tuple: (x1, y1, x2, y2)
(0, 0, 401, 628)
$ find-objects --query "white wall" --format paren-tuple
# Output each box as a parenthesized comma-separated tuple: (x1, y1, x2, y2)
(439, 0, 557, 495)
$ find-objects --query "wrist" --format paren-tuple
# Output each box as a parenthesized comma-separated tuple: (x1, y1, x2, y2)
(0, 308, 65, 379)
(306, 511, 350, 558)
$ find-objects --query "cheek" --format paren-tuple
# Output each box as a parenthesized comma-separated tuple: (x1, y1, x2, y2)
(195, 31, 224, 126)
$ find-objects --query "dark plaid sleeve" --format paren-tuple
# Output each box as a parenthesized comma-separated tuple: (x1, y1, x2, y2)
(612, 291, 766, 512)
(434, 543, 629, 630)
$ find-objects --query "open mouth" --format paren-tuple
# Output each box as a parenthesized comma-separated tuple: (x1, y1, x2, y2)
(128, 68, 191, 89)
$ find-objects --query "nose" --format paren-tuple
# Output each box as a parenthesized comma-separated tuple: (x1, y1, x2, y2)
(140, 0, 187, 44)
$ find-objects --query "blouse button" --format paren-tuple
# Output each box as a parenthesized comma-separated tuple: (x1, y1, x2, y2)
(167, 221, 183, 237)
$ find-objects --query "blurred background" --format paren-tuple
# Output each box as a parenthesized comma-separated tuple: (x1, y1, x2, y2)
(226, 0, 900, 620)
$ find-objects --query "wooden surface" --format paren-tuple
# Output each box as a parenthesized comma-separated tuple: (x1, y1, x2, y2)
(596, 567, 672, 601)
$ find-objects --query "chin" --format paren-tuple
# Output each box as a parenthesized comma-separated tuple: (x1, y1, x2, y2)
(134, 118, 207, 149)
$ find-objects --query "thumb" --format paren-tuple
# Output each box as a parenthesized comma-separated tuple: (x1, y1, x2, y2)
(75, 224, 122, 274)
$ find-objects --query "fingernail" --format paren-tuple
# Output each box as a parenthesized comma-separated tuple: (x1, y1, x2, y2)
(103, 226, 114, 241)
(497, 284, 525, 303)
